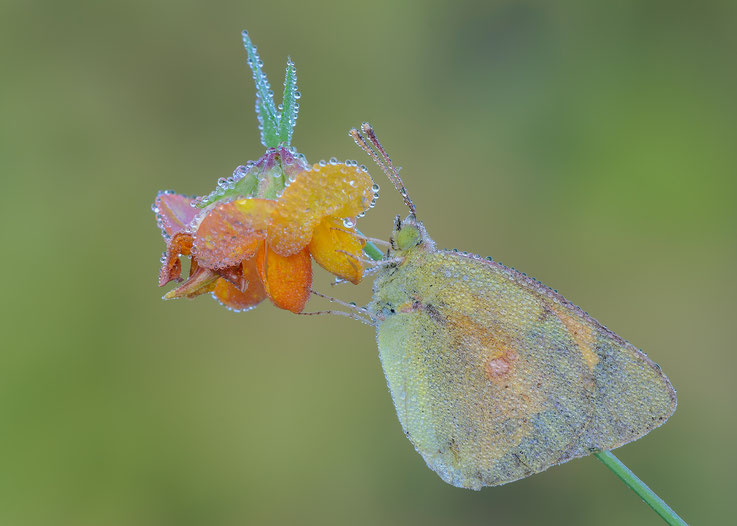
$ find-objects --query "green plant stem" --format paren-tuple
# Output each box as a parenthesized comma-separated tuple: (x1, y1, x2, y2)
(357, 231, 385, 262)
(362, 239, 384, 262)
(361, 243, 684, 525)
(595, 451, 686, 525)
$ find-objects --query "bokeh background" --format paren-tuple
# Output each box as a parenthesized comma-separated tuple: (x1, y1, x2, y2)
(2, 1, 736, 524)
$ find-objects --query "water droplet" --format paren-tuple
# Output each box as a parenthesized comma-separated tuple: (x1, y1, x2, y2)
(329, 157, 338, 165)
(343, 217, 355, 228)
(294, 91, 301, 99)
(372, 183, 380, 192)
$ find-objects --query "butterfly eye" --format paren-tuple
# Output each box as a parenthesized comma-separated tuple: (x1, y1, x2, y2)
(395, 224, 421, 251)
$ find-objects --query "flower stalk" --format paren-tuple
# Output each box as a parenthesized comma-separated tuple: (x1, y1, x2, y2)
(594, 451, 687, 525)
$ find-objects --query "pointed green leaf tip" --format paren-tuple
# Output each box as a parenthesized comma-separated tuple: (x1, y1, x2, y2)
(241, 30, 300, 148)
(278, 58, 299, 145)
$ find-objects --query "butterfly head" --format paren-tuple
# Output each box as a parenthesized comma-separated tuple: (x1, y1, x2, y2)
(389, 214, 434, 257)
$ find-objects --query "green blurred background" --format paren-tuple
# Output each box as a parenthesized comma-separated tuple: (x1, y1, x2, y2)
(2, 0, 735, 524)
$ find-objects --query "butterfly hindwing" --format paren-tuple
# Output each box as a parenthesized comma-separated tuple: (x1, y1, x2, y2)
(371, 244, 676, 489)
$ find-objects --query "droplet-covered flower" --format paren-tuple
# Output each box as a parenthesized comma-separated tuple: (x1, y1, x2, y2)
(152, 33, 376, 313)
(155, 158, 374, 313)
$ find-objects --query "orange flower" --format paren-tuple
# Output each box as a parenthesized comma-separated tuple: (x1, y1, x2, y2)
(154, 153, 376, 313)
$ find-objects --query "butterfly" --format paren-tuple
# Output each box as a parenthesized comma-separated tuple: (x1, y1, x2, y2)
(348, 123, 676, 490)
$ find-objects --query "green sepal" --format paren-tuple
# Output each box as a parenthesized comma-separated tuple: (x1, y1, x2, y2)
(196, 164, 262, 209)
(257, 157, 286, 200)
(196, 147, 308, 209)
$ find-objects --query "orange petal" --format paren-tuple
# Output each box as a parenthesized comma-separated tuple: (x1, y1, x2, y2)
(257, 242, 312, 313)
(159, 233, 194, 286)
(162, 266, 219, 299)
(212, 258, 267, 311)
(193, 198, 275, 269)
(215, 263, 248, 292)
(308, 216, 365, 284)
(153, 191, 198, 239)
(269, 163, 374, 256)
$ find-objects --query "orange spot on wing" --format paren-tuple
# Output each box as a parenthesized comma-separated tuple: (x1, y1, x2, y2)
(485, 357, 511, 378)
(257, 242, 312, 313)
(447, 313, 520, 383)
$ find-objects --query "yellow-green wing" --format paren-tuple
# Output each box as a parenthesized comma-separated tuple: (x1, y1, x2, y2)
(370, 247, 676, 489)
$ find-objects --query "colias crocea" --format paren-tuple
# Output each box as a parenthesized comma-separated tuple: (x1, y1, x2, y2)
(351, 124, 677, 490)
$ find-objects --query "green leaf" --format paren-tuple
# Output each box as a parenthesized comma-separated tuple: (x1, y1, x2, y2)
(278, 58, 299, 145)
(196, 165, 261, 209)
(242, 30, 280, 147)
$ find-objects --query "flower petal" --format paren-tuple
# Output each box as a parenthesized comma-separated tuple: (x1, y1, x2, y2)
(193, 198, 275, 269)
(159, 233, 194, 287)
(215, 263, 248, 292)
(162, 265, 219, 300)
(212, 259, 267, 312)
(269, 163, 374, 256)
(308, 216, 365, 284)
(257, 242, 312, 313)
(153, 191, 198, 239)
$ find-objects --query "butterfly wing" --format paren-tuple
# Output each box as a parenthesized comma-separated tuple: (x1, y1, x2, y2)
(371, 247, 676, 489)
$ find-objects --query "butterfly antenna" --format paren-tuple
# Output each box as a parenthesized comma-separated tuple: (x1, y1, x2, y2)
(350, 123, 417, 217)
